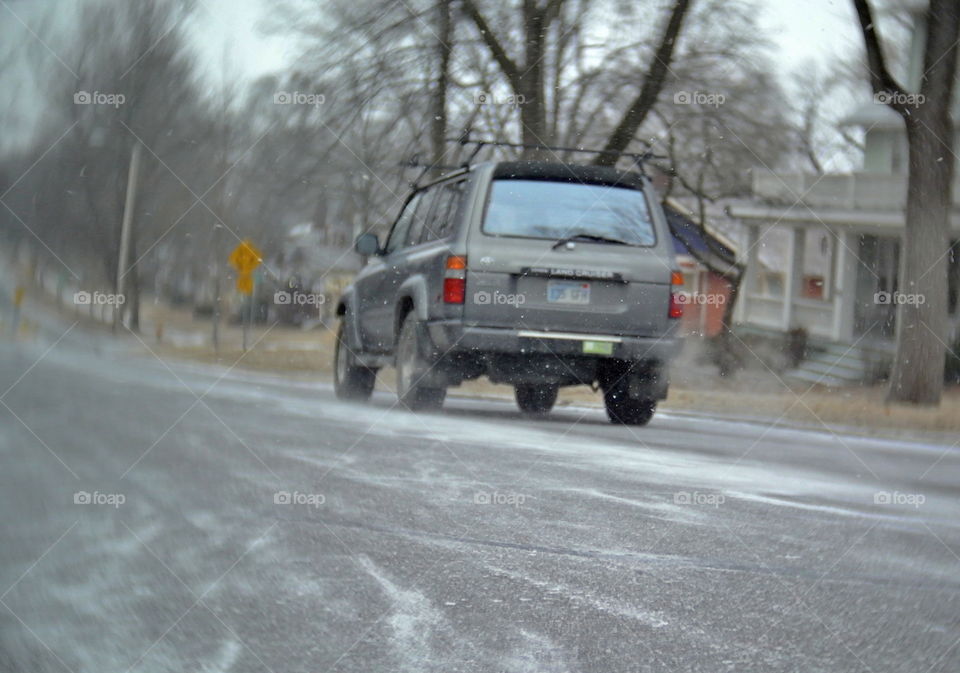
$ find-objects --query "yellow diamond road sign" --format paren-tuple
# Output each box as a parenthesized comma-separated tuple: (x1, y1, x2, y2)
(229, 239, 262, 276)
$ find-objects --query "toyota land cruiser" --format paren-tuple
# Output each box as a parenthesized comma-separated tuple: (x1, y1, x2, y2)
(333, 160, 684, 425)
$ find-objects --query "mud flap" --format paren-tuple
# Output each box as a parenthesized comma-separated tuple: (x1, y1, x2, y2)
(628, 365, 669, 400)
(410, 320, 452, 387)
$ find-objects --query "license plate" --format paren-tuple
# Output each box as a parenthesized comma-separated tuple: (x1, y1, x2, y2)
(547, 280, 591, 304)
(582, 340, 614, 355)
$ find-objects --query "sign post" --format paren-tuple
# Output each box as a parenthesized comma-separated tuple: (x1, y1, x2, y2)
(115, 142, 141, 333)
(11, 286, 25, 336)
(228, 240, 262, 352)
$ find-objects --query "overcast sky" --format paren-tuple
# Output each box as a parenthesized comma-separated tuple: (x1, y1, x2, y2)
(758, 0, 862, 72)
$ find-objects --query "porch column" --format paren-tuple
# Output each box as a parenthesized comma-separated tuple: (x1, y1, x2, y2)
(782, 226, 804, 330)
(745, 224, 760, 294)
(735, 223, 761, 324)
(831, 230, 858, 342)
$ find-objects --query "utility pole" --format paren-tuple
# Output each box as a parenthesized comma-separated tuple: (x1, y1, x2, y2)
(115, 141, 141, 333)
(212, 223, 222, 353)
(212, 45, 232, 355)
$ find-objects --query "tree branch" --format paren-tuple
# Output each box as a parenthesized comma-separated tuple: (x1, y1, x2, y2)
(461, 0, 520, 87)
(543, 0, 565, 27)
(851, 0, 909, 116)
(593, 0, 692, 166)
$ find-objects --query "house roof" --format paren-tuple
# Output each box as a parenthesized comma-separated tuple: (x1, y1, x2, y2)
(662, 201, 737, 263)
(840, 102, 905, 131)
(280, 223, 361, 275)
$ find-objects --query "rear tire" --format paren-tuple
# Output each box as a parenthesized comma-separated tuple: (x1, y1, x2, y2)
(396, 316, 446, 411)
(514, 383, 558, 414)
(603, 380, 656, 426)
(334, 321, 375, 401)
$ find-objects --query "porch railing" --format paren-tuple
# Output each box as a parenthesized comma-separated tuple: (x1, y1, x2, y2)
(752, 171, 960, 211)
(741, 293, 835, 340)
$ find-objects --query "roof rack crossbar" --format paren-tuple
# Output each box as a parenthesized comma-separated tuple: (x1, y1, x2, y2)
(400, 154, 467, 190)
(445, 137, 664, 173)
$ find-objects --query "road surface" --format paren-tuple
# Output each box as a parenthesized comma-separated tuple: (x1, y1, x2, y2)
(1, 324, 959, 672)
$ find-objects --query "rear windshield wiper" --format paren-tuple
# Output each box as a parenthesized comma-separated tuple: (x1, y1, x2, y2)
(551, 233, 633, 249)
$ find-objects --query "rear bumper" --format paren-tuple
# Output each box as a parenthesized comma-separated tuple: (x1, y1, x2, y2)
(426, 321, 683, 363)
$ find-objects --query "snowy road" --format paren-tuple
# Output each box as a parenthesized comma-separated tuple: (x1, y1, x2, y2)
(1, 328, 959, 672)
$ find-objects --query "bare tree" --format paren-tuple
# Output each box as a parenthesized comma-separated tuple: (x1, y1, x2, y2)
(458, 0, 692, 160)
(59, 0, 199, 329)
(853, 0, 960, 405)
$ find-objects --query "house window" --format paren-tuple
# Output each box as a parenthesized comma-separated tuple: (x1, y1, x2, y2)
(753, 226, 789, 297)
(800, 233, 833, 301)
(762, 272, 785, 296)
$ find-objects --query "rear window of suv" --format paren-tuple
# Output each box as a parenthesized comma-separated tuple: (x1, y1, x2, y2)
(482, 179, 656, 247)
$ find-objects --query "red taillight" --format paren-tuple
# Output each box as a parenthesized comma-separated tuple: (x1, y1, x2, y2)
(669, 293, 684, 319)
(669, 270, 684, 318)
(443, 278, 465, 304)
(443, 255, 467, 304)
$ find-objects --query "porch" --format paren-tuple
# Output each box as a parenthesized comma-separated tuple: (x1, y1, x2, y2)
(730, 171, 960, 348)
(731, 222, 875, 344)
(726, 208, 960, 384)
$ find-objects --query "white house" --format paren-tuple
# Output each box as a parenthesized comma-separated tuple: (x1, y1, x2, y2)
(727, 4, 960, 385)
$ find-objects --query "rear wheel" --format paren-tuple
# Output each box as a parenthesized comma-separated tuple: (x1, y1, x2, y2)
(514, 383, 558, 414)
(334, 321, 375, 401)
(396, 316, 446, 410)
(603, 380, 656, 426)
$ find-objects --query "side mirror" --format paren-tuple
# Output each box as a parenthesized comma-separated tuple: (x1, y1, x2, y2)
(354, 233, 381, 257)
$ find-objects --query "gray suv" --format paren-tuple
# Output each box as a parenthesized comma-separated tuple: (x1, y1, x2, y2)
(333, 160, 683, 425)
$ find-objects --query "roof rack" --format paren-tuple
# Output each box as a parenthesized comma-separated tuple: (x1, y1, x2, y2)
(399, 154, 469, 190)
(446, 134, 665, 174)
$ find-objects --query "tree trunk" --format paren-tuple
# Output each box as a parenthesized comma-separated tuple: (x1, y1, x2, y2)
(519, 4, 550, 157)
(665, 198, 745, 376)
(461, 0, 558, 158)
(518, 70, 549, 156)
(887, 117, 953, 403)
(714, 269, 744, 377)
(430, 0, 452, 168)
(853, 0, 960, 405)
(128, 231, 140, 331)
